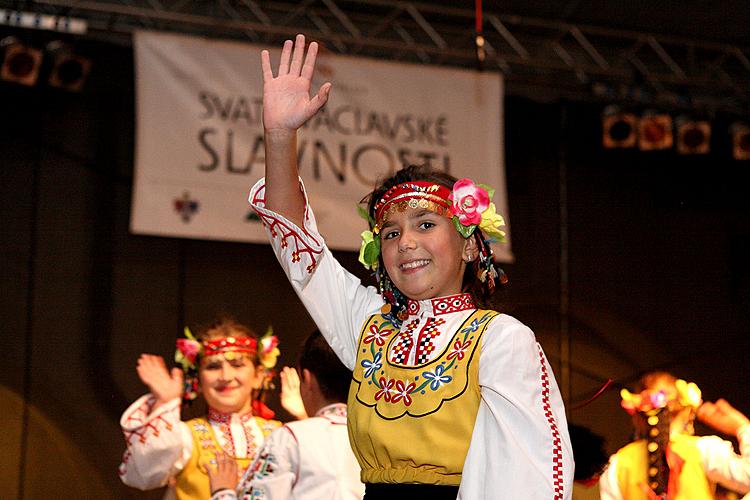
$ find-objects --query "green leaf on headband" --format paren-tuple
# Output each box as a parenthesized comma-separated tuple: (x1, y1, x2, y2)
(364, 241, 380, 265)
(477, 183, 495, 200)
(452, 216, 477, 238)
(184, 326, 196, 341)
(358, 230, 380, 270)
(357, 205, 376, 227)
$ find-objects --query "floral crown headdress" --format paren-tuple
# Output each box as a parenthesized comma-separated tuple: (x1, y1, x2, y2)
(619, 379, 702, 416)
(358, 177, 507, 325)
(175, 326, 281, 402)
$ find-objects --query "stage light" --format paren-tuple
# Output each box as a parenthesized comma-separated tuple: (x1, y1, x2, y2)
(602, 106, 637, 149)
(47, 41, 91, 92)
(0, 36, 42, 86)
(730, 123, 750, 160)
(638, 112, 673, 151)
(676, 118, 710, 155)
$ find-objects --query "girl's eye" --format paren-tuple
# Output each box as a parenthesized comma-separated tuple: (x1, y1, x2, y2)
(229, 359, 246, 368)
(383, 230, 399, 240)
(418, 221, 435, 230)
(203, 363, 221, 371)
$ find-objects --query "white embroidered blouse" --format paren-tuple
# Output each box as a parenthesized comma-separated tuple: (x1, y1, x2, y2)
(118, 394, 268, 491)
(211, 403, 364, 500)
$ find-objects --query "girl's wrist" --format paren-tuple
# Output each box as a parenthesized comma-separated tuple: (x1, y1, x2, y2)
(265, 128, 297, 139)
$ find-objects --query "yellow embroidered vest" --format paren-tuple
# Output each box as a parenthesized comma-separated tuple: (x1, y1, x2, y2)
(615, 434, 714, 500)
(348, 309, 497, 485)
(174, 416, 280, 500)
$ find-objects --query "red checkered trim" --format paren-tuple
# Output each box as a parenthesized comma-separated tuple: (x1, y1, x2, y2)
(121, 397, 175, 447)
(538, 346, 564, 499)
(250, 182, 323, 274)
(415, 317, 446, 364)
(389, 318, 420, 364)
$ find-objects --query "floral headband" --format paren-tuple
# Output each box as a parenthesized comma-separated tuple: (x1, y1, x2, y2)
(359, 178, 507, 270)
(174, 326, 281, 402)
(620, 379, 702, 415)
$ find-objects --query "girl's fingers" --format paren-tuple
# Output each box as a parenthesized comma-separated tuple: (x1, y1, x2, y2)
(289, 34, 306, 76)
(300, 41, 319, 81)
(261, 50, 273, 82)
(307, 83, 332, 115)
(277, 39, 293, 76)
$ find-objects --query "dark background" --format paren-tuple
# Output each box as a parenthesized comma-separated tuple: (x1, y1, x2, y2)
(2, 27, 749, 500)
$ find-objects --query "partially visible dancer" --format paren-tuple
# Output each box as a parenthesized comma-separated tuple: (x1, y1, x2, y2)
(119, 318, 282, 499)
(600, 371, 750, 499)
(209, 330, 364, 500)
(249, 33, 573, 499)
(567, 424, 608, 500)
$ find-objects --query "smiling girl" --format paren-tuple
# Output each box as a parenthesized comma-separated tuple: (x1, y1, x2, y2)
(249, 34, 574, 499)
(118, 319, 281, 499)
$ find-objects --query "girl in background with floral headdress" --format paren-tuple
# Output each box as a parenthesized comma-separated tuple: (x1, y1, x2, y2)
(248, 34, 573, 499)
(600, 371, 750, 499)
(118, 318, 282, 500)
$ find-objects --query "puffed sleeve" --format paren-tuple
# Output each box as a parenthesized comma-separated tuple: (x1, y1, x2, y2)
(118, 394, 193, 490)
(248, 178, 383, 369)
(698, 423, 750, 494)
(236, 426, 299, 500)
(458, 314, 574, 499)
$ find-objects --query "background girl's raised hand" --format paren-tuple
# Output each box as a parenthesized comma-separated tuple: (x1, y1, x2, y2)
(697, 398, 750, 437)
(261, 34, 331, 132)
(280, 366, 308, 420)
(136, 354, 184, 408)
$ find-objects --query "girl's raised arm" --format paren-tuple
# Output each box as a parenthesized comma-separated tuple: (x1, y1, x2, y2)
(261, 34, 331, 226)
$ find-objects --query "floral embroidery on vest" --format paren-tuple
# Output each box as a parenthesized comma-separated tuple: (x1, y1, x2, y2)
(352, 310, 497, 419)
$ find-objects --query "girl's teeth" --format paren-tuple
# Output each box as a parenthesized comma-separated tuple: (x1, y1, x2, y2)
(402, 260, 429, 269)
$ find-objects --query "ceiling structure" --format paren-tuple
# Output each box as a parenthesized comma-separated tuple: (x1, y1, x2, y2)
(1, 0, 749, 113)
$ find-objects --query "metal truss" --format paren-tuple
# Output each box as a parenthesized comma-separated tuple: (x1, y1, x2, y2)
(4, 0, 750, 112)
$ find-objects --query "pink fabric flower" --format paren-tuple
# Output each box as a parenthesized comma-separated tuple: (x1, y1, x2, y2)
(176, 338, 201, 364)
(450, 179, 490, 226)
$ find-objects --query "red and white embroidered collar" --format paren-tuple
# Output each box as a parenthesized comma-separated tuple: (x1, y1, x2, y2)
(406, 293, 476, 317)
(207, 407, 255, 424)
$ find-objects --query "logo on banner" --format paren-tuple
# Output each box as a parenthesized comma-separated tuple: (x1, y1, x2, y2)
(174, 191, 200, 222)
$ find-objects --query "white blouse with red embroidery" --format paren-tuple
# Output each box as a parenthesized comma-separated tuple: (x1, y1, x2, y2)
(118, 395, 267, 491)
(248, 178, 574, 499)
(212, 403, 364, 500)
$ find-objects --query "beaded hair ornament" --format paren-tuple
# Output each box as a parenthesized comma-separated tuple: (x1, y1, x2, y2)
(358, 177, 507, 325)
(175, 326, 281, 402)
(619, 379, 702, 497)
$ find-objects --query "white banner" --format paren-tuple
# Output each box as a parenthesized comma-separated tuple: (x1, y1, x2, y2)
(131, 30, 513, 262)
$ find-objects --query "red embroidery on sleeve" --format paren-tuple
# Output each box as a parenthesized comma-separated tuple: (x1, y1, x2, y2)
(250, 182, 323, 274)
(539, 346, 564, 499)
(122, 397, 175, 447)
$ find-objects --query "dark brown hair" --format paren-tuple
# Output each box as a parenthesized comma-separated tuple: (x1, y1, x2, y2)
(298, 330, 351, 403)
